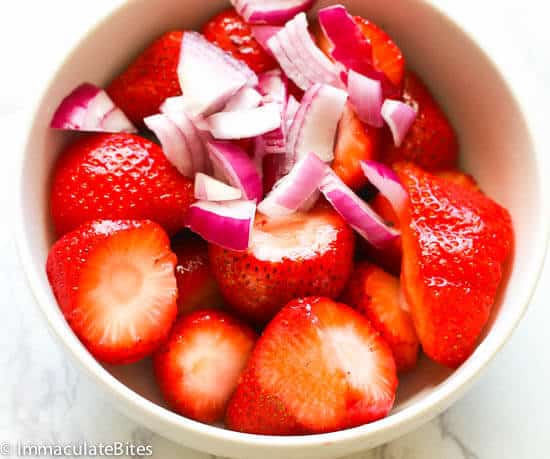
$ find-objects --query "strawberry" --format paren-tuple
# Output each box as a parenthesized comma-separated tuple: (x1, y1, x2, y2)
(436, 169, 480, 192)
(50, 133, 194, 236)
(383, 71, 458, 171)
(342, 262, 419, 372)
(226, 297, 397, 434)
(202, 8, 277, 74)
(396, 163, 513, 367)
(209, 204, 355, 324)
(107, 31, 183, 125)
(154, 310, 256, 423)
(46, 220, 178, 364)
(332, 102, 381, 190)
(172, 233, 223, 315)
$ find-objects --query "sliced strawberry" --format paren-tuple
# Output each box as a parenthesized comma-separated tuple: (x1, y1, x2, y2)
(107, 31, 183, 125)
(396, 163, 513, 367)
(436, 169, 480, 192)
(46, 220, 178, 364)
(154, 310, 256, 423)
(332, 102, 381, 190)
(50, 133, 194, 236)
(209, 204, 355, 324)
(383, 71, 458, 171)
(202, 8, 277, 74)
(342, 262, 419, 372)
(172, 233, 223, 315)
(226, 297, 397, 434)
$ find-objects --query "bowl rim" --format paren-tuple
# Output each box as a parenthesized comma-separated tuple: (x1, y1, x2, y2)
(14, 0, 550, 452)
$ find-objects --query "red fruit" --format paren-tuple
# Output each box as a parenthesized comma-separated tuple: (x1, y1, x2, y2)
(202, 8, 277, 74)
(154, 310, 256, 423)
(436, 169, 480, 192)
(342, 262, 419, 372)
(46, 220, 178, 364)
(332, 102, 381, 190)
(107, 31, 183, 125)
(383, 71, 459, 171)
(226, 297, 397, 434)
(50, 133, 194, 236)
(396, 163, 514, 367)
(209, 205, 355, 324)
(172, 234, 223, 315)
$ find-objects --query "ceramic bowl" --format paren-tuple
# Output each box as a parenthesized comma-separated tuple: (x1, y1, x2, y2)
(15, 0, 549, 458)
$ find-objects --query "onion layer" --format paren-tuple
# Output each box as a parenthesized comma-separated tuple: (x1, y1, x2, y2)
(347, 70, 383, 128)
(232, 0, 316, 25)
(194, 172, 243, 201)
(381, 99, 417, 147)
(224, 87, 263, 111)
(360, 160, 408, 215)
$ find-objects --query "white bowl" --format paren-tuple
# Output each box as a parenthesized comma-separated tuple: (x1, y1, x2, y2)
(15, 0, 549, 458)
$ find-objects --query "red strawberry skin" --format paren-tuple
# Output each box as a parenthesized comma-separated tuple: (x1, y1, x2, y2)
(154, 310, 256, 423)
(384, 72, 459, 171)
(202, 8, 277, 74)
(107, 31, 183, 125)
(342, 262, 419, 372)
(396, 163, 513, 367)
(46, 220, 178, 364)
(436, 169, 480, 192)
(226, 297, 397, 434)
(209, 205, 355, 324)
(172, 234, 223, 315)
(50, 133, 194, 236)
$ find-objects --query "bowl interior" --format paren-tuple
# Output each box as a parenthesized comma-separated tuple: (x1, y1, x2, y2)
(17, 0, 544, 458)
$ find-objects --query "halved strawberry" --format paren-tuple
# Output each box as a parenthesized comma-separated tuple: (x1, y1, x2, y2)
(172, 233, 223, 315)
(396, 163, 513, 367)
(107, 31, 183, 125)
(154, 310, 256, 423)
(46, 220, 178, 364)
(209, 204, 355, 324)
(383, 71, 458, 171)
(202, 8, 277, 74)
(436, 169, 480, 192)
(226, 297, 397, 434)
(332, 102, 381, 190)
(342, 262, 419, 372)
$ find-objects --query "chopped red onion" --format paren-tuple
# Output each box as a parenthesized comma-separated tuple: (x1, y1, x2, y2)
(50, 83, 136, 133)
(144, 114, 193, 178)
(207, 141, 263, 201)
(251, 25, 283, 55)
(268, 13, 340, 91)
(177, 32, 258, 117)
(258, 152, 326, 217)
(232, 0, 316, 25)
(224, 87, 263, 112)
(360, 160, 408, 215)
(257, 69, 288, 103)
(381, 99, 417, 147)
(320, 170, 400, 249)
(194, 172, 243, 201)
(286, 83, 347, 169)
(185, 199, 256, 251)
(285, 95, 300, 126)
(347, 70, 383, 128)
(206, 103, 282, 140)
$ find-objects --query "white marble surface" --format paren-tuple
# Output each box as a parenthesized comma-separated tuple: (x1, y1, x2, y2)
(2, 1, 550, 458)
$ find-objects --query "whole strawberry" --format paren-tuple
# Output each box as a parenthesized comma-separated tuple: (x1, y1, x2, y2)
(50, 133, 194, 236)
(46, 220, 178, 364)
(107, 31, 183, 125)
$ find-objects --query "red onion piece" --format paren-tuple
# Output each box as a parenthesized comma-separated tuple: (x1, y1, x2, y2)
(207, 141, 263, 201)
(257, 69, 288, 103)
(285, 95, 300, 126)
(268, 13, 340, 91)
(381, 99, 417, 147)
(360, 160, 408, 215)
(224, 87, 262, 111)
(185, 199, 256, 251)
(318, 5, 399, 97)
(232, 0, 316, 25)
(144, 114, 193, 178)
(50, 83, 137, 133)
(347, 70, 383, 128)
(194, 172, 243, 201)
(258, 152, 326, 217)
(177, 32, 258, 117)
(287, 83, 347, 169)
(320, 170, 400, 249)
(206, 103, 282, 140)
(251, 25, 283, 55)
